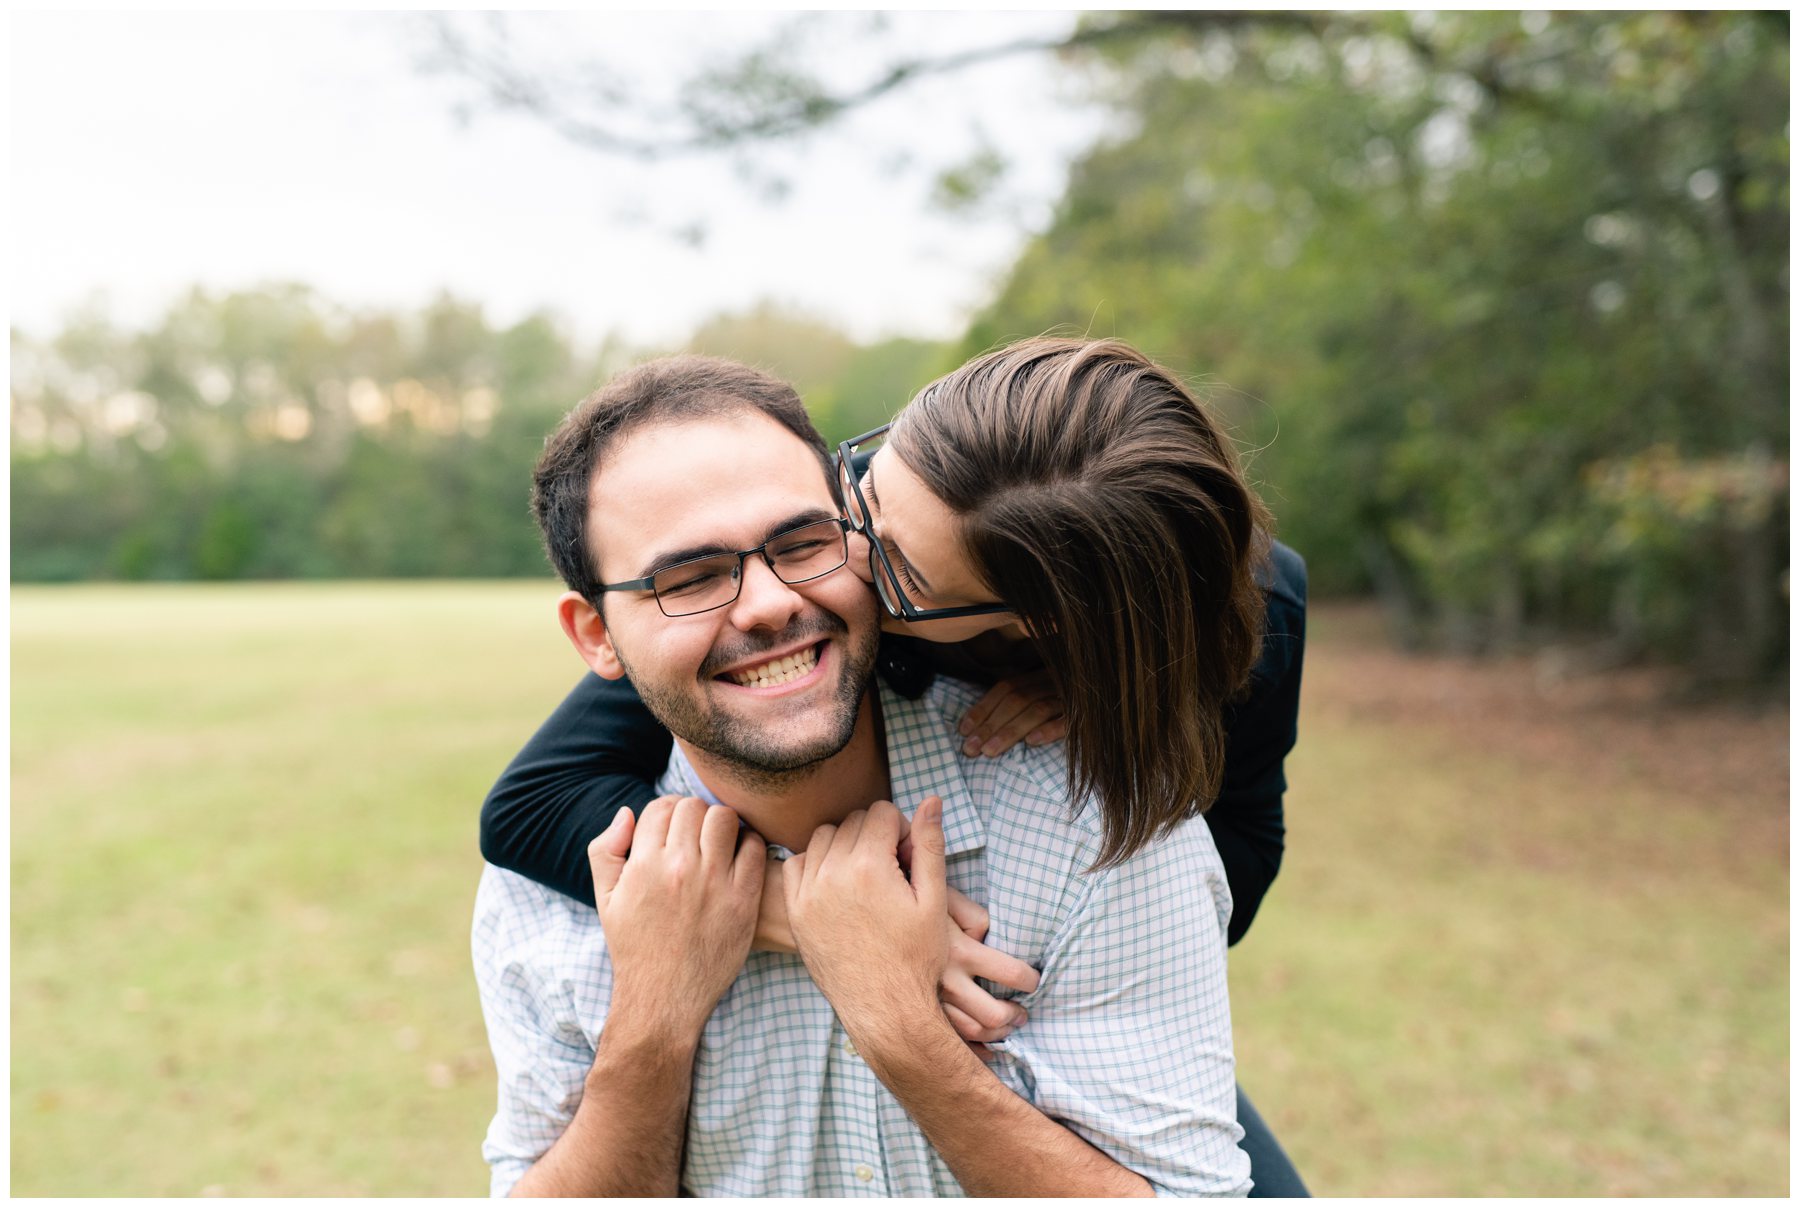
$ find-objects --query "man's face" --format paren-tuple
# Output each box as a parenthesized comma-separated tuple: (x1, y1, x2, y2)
(577, 410, 880, 776)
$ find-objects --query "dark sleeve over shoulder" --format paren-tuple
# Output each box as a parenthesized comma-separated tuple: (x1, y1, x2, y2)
(1207, 540, 1307, 947)
(477, 671, 672, 909)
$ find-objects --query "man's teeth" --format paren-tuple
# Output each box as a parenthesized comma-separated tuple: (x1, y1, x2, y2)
(727, 645, 819, 688)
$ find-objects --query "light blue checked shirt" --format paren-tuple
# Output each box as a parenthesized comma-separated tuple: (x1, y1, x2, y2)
(473, 675, 1250, 1197)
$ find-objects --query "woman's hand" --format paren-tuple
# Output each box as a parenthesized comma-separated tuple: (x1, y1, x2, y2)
(940, 888, 1039, 1044)
(753, 853, 798, 954)
(959, 671, 1067, 757)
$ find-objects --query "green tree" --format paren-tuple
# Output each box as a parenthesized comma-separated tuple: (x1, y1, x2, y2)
(962, 11, 1787, 679)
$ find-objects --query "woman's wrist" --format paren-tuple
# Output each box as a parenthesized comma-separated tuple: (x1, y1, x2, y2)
(751, 856, 796, 954)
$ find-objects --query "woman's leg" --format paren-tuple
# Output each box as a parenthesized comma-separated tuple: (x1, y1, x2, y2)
(1239, 1083, 1310, 1198)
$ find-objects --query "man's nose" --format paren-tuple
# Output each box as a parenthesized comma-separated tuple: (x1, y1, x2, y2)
(726, 555, 807, 632)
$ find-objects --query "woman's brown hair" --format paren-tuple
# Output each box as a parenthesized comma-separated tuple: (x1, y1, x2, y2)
(890, 337, 1272, 867)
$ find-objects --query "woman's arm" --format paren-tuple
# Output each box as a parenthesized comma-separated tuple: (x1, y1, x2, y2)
(1208, 540, 1307, 946)
(479, 672, 672, 909)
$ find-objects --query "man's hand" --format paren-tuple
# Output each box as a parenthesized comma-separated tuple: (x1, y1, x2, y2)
(507, 798, 763, 1198)
(783, 798, 950, 1040)
(755, 852, 1037, 1044)
(783, 797, 1153, 1196)
(896, 814, 1041, 1043)
(588, 795, 766, 1035)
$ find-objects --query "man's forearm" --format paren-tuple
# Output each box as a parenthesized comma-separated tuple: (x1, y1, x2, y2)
(852, 1005, 1153, 1198)
(509, 1010, 699, 1197)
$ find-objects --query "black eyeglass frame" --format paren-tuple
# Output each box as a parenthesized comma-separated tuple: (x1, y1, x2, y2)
(834, 423, 1015, 624)
(594, 517, 853, 618)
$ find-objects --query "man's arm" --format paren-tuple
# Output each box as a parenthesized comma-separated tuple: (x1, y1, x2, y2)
(973, 809, 1248, 1195)
(507, 1009, 701, 1197)
(476, 798, 764, 1197)
(858, 1009, 1154, 1196)
(783, 801, 1171, 1197)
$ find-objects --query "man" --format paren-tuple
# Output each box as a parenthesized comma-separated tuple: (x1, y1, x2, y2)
(472, 355, 1250, 1196)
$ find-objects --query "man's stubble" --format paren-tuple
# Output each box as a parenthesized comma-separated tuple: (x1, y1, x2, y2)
(613, 611, 880, 789)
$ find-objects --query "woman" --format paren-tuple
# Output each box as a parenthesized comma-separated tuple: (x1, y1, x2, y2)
(482, 337, 1309, 1195)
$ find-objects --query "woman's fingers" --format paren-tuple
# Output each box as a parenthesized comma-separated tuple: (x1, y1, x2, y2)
(940, 970, 1026, 1041)
(946, 887, 989, 941)
(943, 1003, 1006, 1047)
(949, 929, 1041, 995)
(960, 673, 1063, 757)
(980, 699, 1065, 756)
(958, 679, 1018, 738)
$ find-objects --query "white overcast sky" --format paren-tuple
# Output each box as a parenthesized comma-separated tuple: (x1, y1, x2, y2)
(10, 10, 1107, 347)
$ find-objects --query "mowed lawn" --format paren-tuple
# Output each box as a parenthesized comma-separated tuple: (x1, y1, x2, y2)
(12, 583, 1788, 1195)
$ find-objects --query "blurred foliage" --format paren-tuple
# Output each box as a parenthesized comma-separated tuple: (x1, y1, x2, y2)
(12, 289, 950, 587)
(962, 10, 1787, 682)
(12, 288, 590, 582)
(685, 302, 953, 438)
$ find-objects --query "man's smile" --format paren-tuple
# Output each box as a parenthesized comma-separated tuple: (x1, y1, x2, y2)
(713, 639, 830, 693)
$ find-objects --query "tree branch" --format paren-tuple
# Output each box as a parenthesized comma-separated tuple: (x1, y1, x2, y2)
(420, 10, 1597, 163)
(421, 11, 1344, 161)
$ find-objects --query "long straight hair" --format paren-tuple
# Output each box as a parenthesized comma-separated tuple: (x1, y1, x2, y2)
(891, 338, 1272, 867)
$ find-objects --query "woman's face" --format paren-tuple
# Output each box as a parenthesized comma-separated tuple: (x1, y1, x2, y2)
(853, 446, 1026, 643)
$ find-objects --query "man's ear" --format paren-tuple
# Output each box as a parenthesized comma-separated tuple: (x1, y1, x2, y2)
(557, 591, 627, 680)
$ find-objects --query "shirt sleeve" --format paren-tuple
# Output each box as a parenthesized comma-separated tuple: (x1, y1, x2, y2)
(987, 817, 1252, 1197)
(471, 867, 605, 1197)
(478, 672, 674, 908)
(1208, 540, 1307, 945)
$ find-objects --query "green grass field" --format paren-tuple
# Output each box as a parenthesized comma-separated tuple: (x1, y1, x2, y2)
(12, 583, 1788, 1195)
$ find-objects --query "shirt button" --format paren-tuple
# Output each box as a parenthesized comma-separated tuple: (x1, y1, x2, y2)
(854, 1164, 874, 1183)
(842, 1038, 858, 1057)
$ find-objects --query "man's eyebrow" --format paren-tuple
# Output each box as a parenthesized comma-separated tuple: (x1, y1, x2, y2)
(864, 469, 935, 596)
(635, 507, 837, 579)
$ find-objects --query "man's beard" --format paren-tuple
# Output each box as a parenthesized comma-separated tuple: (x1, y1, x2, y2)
(616, 611, 879, 780)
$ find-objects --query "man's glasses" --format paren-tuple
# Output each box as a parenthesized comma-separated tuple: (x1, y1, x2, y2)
(834, 423, 1014, 624)
(594, 518, 851, 618)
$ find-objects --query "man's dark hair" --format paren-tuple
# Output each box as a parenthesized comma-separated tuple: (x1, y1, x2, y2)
(532, 355, 831, 602)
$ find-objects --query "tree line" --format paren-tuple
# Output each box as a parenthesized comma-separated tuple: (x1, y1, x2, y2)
(11, 289, 946, 585)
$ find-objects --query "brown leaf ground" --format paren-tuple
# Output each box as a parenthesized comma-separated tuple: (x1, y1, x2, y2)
(1304, 603, 1788, 843)
(1232, 602, 1789, 1195)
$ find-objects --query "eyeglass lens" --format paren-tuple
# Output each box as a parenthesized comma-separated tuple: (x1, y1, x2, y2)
(652, 520, 847, 616)
(837, 458, 869, 531)
(871, 552, 906, 615)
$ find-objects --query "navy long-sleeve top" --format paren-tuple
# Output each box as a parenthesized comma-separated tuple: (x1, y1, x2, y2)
(479, 540, 1306, 947)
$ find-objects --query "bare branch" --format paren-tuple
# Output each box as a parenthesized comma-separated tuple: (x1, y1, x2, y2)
(419, 11, 1346, 161)
(418, 10, 1582, 163)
